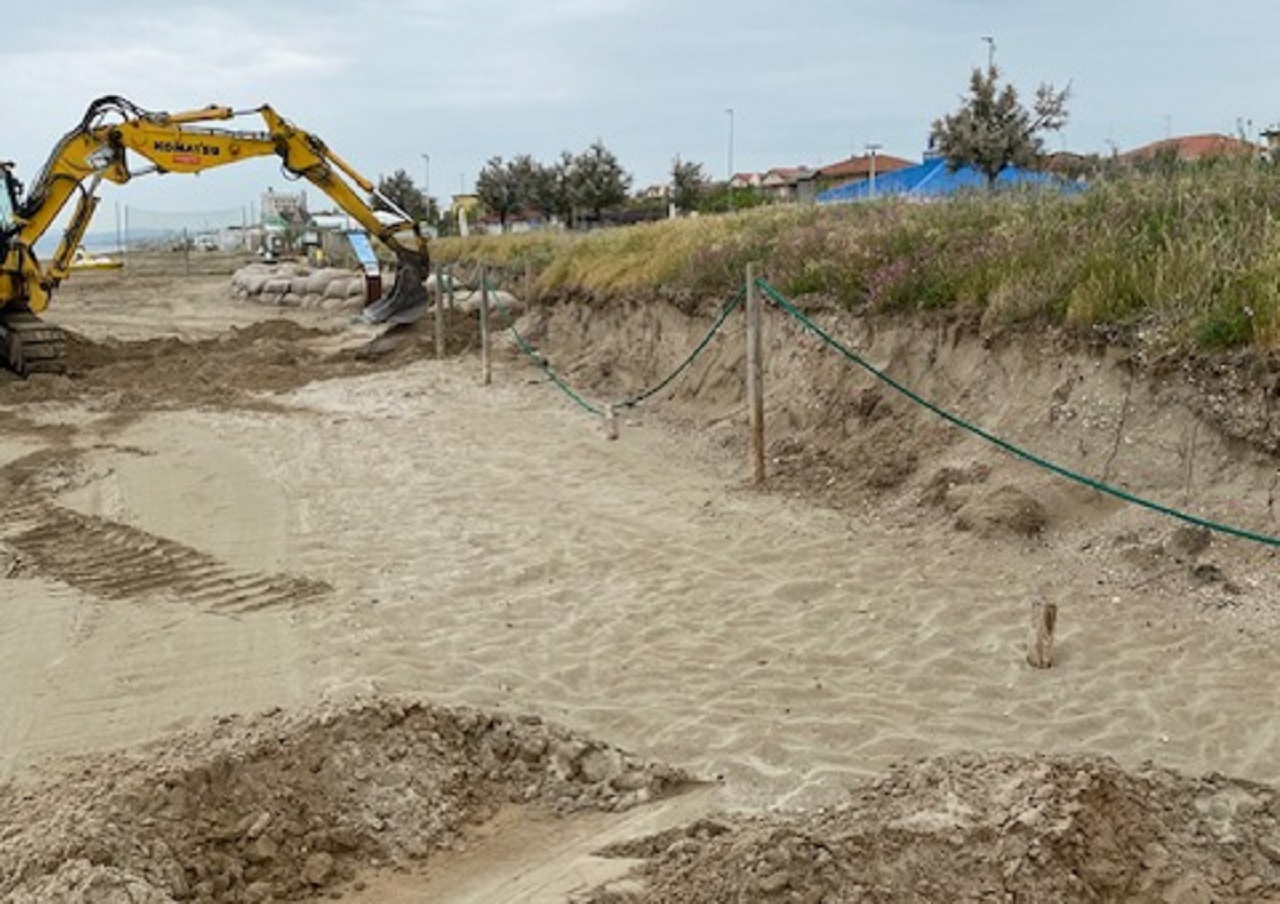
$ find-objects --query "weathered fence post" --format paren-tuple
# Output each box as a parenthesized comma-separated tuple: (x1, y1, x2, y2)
(479, 265, 492, 386)
(434, 264, 446, 358)
(603, 403, 620, 441)
(1026, 599, 1058, 669)
(745, 263, 765, 485)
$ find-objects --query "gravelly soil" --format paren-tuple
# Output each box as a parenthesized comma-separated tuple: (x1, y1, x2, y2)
(0, 697, 689, 903)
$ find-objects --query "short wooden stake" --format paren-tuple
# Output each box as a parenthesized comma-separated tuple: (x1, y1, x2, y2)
(479, 266, 492, 386)
(1026, 600, 1058, 669)
(603, 404, 620, 441)
(745, 263, 765, 485)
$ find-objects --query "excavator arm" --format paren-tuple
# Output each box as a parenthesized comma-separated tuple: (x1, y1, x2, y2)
(0, 96, 430, 374)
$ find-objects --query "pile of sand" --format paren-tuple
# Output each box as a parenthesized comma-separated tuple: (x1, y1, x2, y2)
(0, 697, 687, 903)
(587, 752, 1280, 902)
(0, 315, 481, 411)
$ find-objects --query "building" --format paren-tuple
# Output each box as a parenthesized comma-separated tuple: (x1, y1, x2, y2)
(816, 157, 1069, 203)
(760, 166, 816, 202)
(814, 153, 915, 193)
(728, 172, 764, 191)
(1120, 133, 1260, 163)
(261, 189, 308, 227)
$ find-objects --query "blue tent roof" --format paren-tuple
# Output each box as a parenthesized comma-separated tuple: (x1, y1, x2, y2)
(816, 157, 1066, 203)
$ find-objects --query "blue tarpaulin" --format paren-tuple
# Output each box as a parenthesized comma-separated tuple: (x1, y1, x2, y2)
(816, 157, 1067, 203)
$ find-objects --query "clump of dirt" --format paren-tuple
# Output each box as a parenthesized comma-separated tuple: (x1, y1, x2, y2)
(1161, 348, 1280, 455)
(0, 697, 689, 903)
(587, 752, 1280, 903)
(916, 462, 993, 512)
(953, 484, 1050, 537)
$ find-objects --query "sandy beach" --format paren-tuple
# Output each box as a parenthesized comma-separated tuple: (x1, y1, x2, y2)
(2, 262, 1278, 901)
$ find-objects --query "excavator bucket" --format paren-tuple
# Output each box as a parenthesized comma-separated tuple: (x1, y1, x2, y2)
(355, 260, 430, 326)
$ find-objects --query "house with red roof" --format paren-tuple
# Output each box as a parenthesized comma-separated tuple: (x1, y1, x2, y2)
(815, 153, 915, 192)
(1120, 133, 1260, 163)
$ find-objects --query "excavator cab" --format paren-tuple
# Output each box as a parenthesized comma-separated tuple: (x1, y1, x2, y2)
(0, 163, 17, 243)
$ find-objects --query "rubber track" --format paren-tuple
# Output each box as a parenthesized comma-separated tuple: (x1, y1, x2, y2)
(0, 311, 67, 375)
(7, 506, 330, 612)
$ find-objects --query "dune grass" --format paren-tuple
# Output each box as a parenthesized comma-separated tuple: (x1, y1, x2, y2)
(432, 159, 1280, 351)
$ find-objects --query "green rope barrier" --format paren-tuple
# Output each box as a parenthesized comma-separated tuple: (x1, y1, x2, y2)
(756, 278, 1280, 548)
(482, 274, 744, 420)
(618, 287, 745, 409)
(485, 282, 603, 416)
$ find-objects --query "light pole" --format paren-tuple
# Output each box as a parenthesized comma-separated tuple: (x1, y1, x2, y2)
(982, 35, 996, 70)
(726, 107, 735, 208)
(866, 142, 881, 200)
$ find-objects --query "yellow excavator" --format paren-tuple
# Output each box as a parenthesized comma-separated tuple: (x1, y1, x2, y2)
(0, 95, 431, 375)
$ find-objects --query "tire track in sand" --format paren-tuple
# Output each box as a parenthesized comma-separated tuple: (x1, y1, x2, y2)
(1, 449, 329, 612)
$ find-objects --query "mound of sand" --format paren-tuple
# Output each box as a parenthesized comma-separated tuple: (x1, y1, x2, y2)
(0, 697, 687, 903)
(587, 752, 1280, 902)
(0, 314, 481, 411)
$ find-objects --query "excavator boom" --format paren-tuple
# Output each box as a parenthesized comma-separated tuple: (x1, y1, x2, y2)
(0, 96, 430, 375)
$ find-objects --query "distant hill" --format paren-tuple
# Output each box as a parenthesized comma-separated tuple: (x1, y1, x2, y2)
(35, 227, 198, 256)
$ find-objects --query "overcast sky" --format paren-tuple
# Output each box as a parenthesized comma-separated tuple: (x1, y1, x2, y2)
(4, 0, 1276, 221)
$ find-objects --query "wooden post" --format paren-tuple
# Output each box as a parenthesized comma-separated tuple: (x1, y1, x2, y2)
(433, 264, 446, 358)
(745, 263, 765, 485)
(479, 265, 492, 386)
(603, 404, 620, 441)
(1026, 600, 1058, 669)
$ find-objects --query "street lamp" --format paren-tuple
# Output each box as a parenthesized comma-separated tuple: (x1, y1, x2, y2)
(981, 35, 996, 70)
(866, 142, 881, 200)
(726, 107, 735, 209)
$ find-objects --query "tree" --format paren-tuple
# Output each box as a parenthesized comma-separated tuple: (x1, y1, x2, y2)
(697, 182, 766, 214)
(569, 140, 632, 224)
(930, 65, 1070, 185)
(509, 154, 541, 209)
(670, 157, 708, 214)
(520, 152, 574, 226)
(549, 152, 579, 225)
(475, 156, 522, 231)
(373, 169, 430, 222)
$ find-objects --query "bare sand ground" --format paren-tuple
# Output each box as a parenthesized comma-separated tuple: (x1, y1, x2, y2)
(2, 261, 1278, 900)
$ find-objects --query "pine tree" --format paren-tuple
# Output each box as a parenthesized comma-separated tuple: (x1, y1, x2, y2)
(930, 66, 1070, 185)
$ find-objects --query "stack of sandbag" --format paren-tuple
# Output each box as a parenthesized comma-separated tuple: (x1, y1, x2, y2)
(432, 277, 524, 316)
(231, 262, 367, 310)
